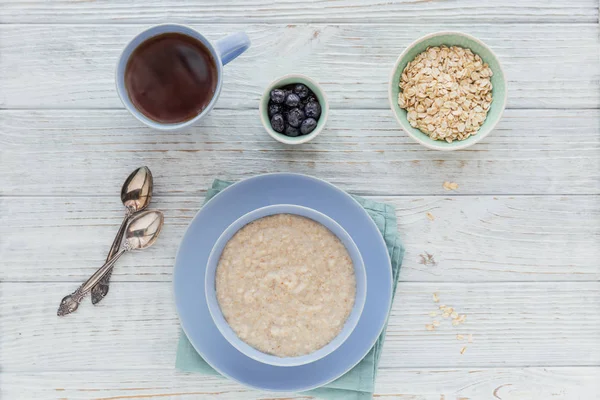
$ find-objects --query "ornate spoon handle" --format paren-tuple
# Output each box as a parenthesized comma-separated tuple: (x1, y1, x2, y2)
(57, 246, 128, 316)
(90, 210, 132, 304)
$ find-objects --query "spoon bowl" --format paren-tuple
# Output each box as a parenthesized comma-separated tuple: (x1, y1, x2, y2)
(122, 166, 153, 213)
(125, 210, 164, 250)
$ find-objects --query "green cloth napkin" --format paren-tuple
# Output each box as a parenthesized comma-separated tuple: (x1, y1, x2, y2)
(176, 179, 404, 400)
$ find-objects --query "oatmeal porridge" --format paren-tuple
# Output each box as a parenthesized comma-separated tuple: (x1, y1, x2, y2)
(215, 214, 356, 357)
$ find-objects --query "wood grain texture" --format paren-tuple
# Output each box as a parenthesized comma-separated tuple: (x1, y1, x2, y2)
(2, 282, 599, 371)
(2, 368, 599, 400)
(1, 0, 598, 24)
(1, 1, 599, 398)
(1, 109, 599, 196)
(1, 24, 599, 109)
(1, 195, 598, 283)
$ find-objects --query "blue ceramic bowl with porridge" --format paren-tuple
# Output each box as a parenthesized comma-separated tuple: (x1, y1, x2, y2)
(205, 204, 367, 367)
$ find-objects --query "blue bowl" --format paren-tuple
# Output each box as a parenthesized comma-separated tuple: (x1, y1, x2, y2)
(205, 204, 367, 367)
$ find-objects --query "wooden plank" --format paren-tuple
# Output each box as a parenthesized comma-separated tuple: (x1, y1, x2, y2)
(1, 0, 596, 24)
(1, 367, 599, 400)
(1, 282, 599, 371)
(1, 24, 598, 109)
(1, 109, 598, 196)
(1, 195, 598, 283)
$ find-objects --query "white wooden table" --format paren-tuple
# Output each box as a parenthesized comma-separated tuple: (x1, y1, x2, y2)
(1, 1, 599, 399)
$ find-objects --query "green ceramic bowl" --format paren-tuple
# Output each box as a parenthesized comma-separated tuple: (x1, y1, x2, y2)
(260, 74, 329, 145)
(389, 31, 507, 151)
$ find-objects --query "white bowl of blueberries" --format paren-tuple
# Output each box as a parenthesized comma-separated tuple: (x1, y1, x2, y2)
(260, 74, 329, 145)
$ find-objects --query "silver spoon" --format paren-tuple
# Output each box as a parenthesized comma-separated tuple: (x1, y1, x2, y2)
(58, 210, 164, 316)
(91, 166, 153, 305)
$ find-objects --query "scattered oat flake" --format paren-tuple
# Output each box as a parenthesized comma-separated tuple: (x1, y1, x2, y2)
(468, 334, 474, 343)
(452, 319, 460, 326)
(460, 346, 467, 354)
(443, 181, 459, 191)
(443, 313, 450, 318)
(456, 334, 465, 341)
(433, 320, 440, 327)
(429, 311, 439, 317)
(426, 324, 435, 331)
(426, 212, 435, 221)
(419, 252, 437, 266)
(451, 312, 458, 319)
(439, 304, 446, 309)
(432, 292, 440, 303)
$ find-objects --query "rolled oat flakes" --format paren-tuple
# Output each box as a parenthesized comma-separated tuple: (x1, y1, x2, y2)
(398, 45, 493, 142)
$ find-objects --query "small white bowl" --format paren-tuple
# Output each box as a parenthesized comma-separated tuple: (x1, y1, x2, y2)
(205, 204, 367, 367)
(259, 74, 329, 145)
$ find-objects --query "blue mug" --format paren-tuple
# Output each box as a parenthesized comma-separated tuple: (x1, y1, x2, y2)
(116, 24, 250, 131)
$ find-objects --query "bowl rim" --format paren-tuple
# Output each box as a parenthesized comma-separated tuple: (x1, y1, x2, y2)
(388, 30, 508, 151)
(259, 74, 329, 145)
(204, 203, 367, 367)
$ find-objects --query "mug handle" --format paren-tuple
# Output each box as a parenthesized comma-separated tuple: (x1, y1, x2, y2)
(216, 32, 251, 66)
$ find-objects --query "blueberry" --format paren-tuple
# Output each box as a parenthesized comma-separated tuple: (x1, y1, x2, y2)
(300, 118, 317, 135)
(268, 103, 282, 118)
(293, 84, 309, 99)
(270, 89, 286, 104)
(305, 101, 321, 119)
(286, 108, 305, 128)
(284, 125, 300, 137)
(285, 93, 301, 108)
(270, 114, 285, 133)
